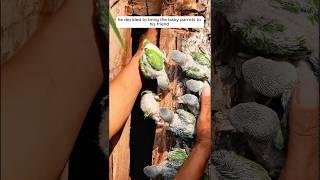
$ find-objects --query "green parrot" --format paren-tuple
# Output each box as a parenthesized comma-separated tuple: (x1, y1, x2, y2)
(143, 148, 188, 179)
(242, 57, 297, 109)
(191, 51, 211, 68)
(171, 50, 211, 82)
(140, 40, 169, 90)
(159, 108, 197, 138)
(212, 150, 272, 180)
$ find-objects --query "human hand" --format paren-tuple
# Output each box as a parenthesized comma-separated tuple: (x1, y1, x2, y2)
(137, 29, 169, 90)
(194, 85, 212, 153)
(173, 85, 212, 180)
(280, 61, 319, 180)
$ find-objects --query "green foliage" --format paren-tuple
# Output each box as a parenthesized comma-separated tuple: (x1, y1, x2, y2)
(109, 13, 124, 47)
(96, 0, 124, 47)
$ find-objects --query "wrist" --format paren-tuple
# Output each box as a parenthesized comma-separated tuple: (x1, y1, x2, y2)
(194, 141, 212, 158)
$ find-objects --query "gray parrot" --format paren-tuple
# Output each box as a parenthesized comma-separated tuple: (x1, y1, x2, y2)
(242, 57, 297, 109)
(171, 50, 211, 82)
(143, 148, 188, 179)
(185, 79, 211, 96)
(191, 51, 211, 68)
(159, 108, 197, 138)
(212, 150, 272, 180)
(185, 79, 205, 94)
(229, 102, 285, 177)
(178, 94, 200, 115)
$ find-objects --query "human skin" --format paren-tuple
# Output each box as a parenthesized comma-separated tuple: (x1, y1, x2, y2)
(1, 0, 103, 180)
(108, 29, 157, 138)
(279, 61, 319, 180)
(174, 87, 212, 180)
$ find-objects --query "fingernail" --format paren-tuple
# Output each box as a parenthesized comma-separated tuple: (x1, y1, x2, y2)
(202, 86, 211, 96)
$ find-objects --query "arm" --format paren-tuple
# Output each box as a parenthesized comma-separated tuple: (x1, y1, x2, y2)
(109, 29, 157, 139)
(109, 50, 143, 138)
(1, 0, 103, 180)
(175, 86, 212, 180)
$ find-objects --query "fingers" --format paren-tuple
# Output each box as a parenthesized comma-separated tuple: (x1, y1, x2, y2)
(199, 85, 211, 120)
(196, 85, 212, 146)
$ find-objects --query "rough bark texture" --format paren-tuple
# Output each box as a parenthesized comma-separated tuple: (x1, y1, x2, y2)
(152, 28, 181, 167)
(129, 0, 162, 15)
(109, 0, 132, 79)
(1, 0, 65, 64)
(150, 1, 181, 172)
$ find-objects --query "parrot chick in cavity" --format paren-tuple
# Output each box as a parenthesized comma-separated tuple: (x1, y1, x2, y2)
(229, 102, 285, 177)
(160, 108, 196, 138)
(178, 94, 200, 115)
(185, 79, 210, 95)
(143, 148, 188, 179)
(242, 57, 297, 109)
(140, 40, 169, 90)
(140, 90, 162, 125)
(191, 51, 211, 67)
(212, 150, 272, 180)
(171, 50, 211, 82)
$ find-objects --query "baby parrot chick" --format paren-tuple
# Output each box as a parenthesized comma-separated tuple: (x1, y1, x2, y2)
(140, 40, 169, 90)
(229, 102, 285, 176)
(212, 150, 272, 180)
(242, 57, 297, 108)
(185, 79, 205, 94)
(144, 148, 188, 179)
(178, 94, 200, 115)
(160, 108, 197, 138)
(171, 50, 211, 81)
(140, 90, 162, 125)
